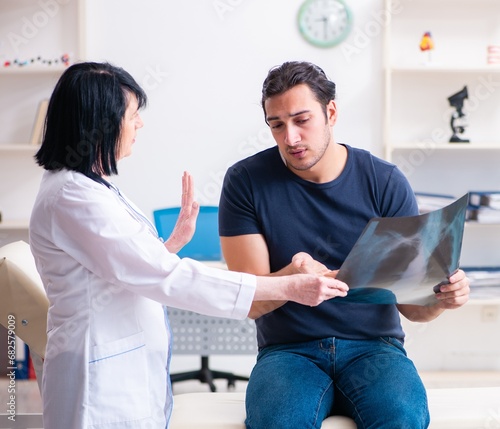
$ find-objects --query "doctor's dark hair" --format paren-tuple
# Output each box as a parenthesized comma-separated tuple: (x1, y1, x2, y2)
(35, 62, 147, 176)
(261, 61, 336, 123)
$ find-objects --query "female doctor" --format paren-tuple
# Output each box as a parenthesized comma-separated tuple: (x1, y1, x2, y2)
(29, 62, 349, 429)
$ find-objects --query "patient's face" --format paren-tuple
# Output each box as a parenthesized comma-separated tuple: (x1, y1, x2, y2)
(264, 84, 336, 181)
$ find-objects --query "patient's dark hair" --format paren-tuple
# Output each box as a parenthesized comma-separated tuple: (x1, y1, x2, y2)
(261, 61, 336, 122)
(35, 62, 147, 176)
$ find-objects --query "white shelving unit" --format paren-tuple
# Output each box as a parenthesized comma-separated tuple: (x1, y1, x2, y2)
(383, 0, 500, 273)
(0, 0, 85, 240)
(384, 0, 500, 159)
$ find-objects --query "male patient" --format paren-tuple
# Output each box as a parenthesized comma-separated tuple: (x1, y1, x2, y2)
(218, 61, 470, 429)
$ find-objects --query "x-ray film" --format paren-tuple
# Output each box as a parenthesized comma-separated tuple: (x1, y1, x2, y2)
(337, 194, 469, 306)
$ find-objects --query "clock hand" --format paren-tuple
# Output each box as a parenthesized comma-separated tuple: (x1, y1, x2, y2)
(315, 15, 329, 40)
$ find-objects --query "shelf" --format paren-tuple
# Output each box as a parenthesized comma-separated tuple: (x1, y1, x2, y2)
(384, 0, 500, 169)
(0, 220, 29, 230)
(388, 65, 500, 74)
(385, 0, 500, 71)
(0, 0, 85, 228)
(0, 66, 68, 75)
(0, 144, 39, 153)
(467, 297, 500, 305)
(391, 143, 500, 150)
(465, 222, 500, 228)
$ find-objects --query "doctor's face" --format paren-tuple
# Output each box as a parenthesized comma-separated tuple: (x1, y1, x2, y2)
(117, 93, 144, 160)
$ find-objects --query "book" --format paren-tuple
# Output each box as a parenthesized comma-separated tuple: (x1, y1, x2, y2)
(464, 267, 500, 287)
(466, 206, 500, 223)
(414, 192, 456, 214)
(336, 194, 469, 306)
(469, 191, 500, 210)
(14, 338, 30, 379)
(29, 99, 49, 146)
(464, 267, 500, 299)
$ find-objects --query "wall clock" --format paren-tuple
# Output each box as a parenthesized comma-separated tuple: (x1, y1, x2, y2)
(297, 0, 353, 48)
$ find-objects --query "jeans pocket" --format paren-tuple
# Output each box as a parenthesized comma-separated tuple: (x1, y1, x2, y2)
(379, 336, 406, 354)
(88, 331, 150, 425)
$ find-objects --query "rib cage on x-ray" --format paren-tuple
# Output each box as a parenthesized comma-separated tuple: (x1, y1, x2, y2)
(337, 194, 468, 305)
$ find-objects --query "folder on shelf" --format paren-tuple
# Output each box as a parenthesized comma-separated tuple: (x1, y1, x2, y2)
(415, 192, 457, 214)
(464, 267, 500, 287)
(463, 267, 500, 300)
(467, 191, 500, 223)
(469, 191, 500, 210)
(29, 99, 49, 146)
(14, 338, 30, 379)
(466, 206, 500, 223)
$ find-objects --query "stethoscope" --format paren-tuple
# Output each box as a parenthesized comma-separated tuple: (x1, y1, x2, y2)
(87, 173, 163, 242)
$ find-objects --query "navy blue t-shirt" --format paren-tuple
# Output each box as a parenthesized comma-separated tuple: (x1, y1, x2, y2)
(219, 144, 418, 348)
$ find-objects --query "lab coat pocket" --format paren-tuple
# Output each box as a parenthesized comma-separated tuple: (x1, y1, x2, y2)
(88, 331, 150, 425)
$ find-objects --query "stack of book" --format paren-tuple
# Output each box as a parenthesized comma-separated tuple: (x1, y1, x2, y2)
(464, 267, 500, 300)
(466, 191, 500, 223)
(414, 191, 500, 224)
(30, 99, 49, 146)
(414, 192, 457, 214)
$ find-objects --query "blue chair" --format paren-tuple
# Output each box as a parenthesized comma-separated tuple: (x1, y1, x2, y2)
(152, 205, 257, 392)
(153, 206, 221, 261)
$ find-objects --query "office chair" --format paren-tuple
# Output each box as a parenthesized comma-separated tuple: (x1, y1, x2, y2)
(153, 206, 258, 392)
(0, 240, 47, 394)
(154, 206, 222, 261)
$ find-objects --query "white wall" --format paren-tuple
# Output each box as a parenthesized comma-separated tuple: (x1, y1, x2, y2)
(84, 0, 385, 219)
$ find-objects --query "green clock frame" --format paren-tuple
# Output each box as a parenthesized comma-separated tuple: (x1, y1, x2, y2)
(297, 0, 353, 48)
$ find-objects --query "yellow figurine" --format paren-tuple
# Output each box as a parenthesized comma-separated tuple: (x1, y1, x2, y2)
(419, 31, 434, 64)
(419, 31, 434, 51)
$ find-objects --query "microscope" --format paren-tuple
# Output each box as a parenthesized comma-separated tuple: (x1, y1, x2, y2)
(448, 86, 470, 143)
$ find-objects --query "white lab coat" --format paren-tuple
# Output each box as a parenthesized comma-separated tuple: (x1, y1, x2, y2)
(29, 169, 256, 429)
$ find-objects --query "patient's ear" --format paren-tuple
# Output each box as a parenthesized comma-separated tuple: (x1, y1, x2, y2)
(327, 100, 338, 126)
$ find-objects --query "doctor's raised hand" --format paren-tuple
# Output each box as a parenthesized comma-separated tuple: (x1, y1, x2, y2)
(28, 61, 348, 429)
(164, 171, 200, 254)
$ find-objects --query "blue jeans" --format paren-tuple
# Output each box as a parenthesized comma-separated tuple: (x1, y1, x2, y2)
(245, 337, 429, 429)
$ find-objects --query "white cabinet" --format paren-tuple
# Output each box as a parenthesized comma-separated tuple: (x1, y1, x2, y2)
(462, 223, 500, 267)
(402, 299, 500, 371)
(383, 0, 500, 269)
(0, 0, 86, 230)
(384, 0, 500, 196)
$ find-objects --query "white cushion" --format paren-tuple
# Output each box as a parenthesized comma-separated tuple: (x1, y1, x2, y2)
(427, 386, 500, 428)
(170, 392, 355, 429)
(170, 387, 500, 428)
